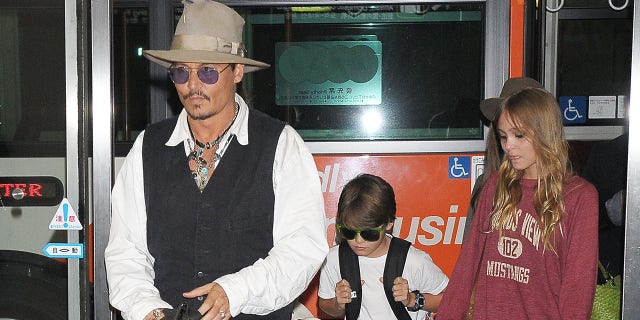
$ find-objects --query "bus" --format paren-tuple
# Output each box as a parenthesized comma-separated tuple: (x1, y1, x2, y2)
(1, 0, 638, 319)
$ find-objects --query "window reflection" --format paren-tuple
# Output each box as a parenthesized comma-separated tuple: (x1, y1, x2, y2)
(243, 4, 485, 141)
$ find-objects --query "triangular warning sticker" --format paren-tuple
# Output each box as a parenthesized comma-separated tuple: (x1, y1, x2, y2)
(49, 198, 83, 230)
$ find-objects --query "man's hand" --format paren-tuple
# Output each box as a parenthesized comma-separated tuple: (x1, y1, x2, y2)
(183, 282, 229, 320)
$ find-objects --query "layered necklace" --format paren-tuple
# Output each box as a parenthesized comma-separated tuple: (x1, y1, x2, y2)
(187, 103, 239, 191)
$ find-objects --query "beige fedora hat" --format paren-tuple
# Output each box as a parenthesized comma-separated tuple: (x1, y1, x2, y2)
(480, 77, 543, 122)
(143, 0, 269, 73)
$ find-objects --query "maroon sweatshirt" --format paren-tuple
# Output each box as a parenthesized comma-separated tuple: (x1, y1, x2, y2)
(437, 173, 598, 320)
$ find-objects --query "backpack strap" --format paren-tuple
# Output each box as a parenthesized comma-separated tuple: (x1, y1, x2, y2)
(383, 237, 412, 320)
(339, 237, 413, 320)
(339, 240, 362, 320)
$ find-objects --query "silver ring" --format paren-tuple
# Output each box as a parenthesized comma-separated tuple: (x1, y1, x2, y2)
(219, 311, 226, 318)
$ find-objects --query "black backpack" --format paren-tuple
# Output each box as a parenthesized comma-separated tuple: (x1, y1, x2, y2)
(338, 237, 412, 320)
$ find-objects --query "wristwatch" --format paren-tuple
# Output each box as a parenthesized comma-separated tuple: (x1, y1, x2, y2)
(406, 290, 425, 312)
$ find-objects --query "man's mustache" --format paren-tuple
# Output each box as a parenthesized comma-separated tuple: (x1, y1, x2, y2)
(183, 89, 210, 101)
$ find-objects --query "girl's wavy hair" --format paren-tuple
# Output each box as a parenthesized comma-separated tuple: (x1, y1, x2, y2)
(491, 88, 571, 254)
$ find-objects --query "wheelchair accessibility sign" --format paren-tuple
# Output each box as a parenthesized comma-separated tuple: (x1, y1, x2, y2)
(448, 156, 470, 179)
(559, 96, 586, 124)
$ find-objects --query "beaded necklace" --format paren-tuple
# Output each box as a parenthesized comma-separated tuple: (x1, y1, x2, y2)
(187, 103, 239, 191)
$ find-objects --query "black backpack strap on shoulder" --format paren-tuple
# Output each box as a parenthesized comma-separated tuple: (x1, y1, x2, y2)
(339, 241, 362, 320)
(383, 237, 412, 320)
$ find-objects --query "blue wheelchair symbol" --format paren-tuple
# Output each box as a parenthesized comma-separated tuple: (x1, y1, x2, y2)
(448, 156, 470, 179)
(558, 96, 587, 124)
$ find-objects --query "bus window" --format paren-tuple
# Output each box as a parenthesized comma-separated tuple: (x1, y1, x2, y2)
(546, 0, 632, 132)
(113, 6, 149, 143)
(0, 1, 66, 156)
(241, 4, 485, 141)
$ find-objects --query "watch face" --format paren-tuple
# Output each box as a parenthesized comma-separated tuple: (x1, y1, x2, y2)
(407, 291, 425, 311)
(416, 292, 425, 308)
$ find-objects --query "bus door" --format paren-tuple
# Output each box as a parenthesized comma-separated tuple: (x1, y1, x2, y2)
(0, 0, 91, 319)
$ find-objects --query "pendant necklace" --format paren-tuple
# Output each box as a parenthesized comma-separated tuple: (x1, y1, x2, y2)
(187, 103, 239, 191)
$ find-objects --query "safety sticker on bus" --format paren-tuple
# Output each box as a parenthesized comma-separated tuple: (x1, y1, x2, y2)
(448, 156, 470, 179)
(42, 243, 84, 259)
(49, 198, 83, 230)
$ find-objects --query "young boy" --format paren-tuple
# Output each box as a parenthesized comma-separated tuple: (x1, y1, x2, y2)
(318, 174, 448, 320)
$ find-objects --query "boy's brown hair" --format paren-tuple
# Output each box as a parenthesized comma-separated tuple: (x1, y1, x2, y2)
(337, 174, 396, 229)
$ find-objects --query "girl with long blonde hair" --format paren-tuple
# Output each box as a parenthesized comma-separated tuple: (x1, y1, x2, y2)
(438, 87, 598, 319)
(492, 88, 570, 254)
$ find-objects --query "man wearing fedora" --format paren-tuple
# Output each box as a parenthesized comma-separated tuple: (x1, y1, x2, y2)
(105, 1, 329, 320)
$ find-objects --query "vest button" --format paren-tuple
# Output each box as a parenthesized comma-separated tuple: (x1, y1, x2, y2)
(197, 271, 205, 278)
(197, 296, 204, 301)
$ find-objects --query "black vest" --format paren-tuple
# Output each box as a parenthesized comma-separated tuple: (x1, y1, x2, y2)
(143, 110, 293, 319)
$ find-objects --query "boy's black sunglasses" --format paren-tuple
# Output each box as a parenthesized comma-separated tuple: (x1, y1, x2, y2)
(336, 224, 385, 242)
